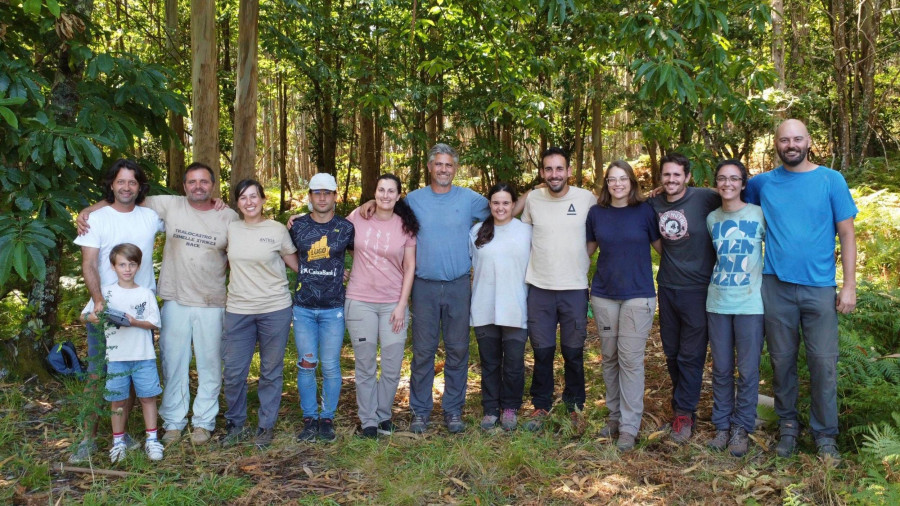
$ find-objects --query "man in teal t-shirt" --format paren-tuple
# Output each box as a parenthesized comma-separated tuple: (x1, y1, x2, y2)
(745, 119, 858, 461)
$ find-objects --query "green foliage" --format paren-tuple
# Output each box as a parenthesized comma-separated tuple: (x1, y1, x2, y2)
(0, 1, 186, 290)
(853, 413, 900, 503)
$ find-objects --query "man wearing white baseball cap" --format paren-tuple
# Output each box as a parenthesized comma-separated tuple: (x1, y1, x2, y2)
(289, 173, 355, 442)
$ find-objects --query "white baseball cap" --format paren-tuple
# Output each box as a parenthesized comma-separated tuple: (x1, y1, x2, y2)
(309, 173, 337, 191)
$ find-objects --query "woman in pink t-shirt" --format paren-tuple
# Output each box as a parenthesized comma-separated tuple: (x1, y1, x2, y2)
(345, 174, 418, 438)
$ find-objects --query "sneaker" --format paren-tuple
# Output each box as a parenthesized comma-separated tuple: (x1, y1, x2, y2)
(190, 427, 211, 445)
(728, 426, 750, 457)
(409, 414, 429, 434)
(446, 413, 465, 434)
(377, 420, 397, 436)
(775, 420, 800, 458)
(816, 436, 841, 463)
(707, 429, 730, 451)
(144, 439, 164, 461)
(254, 427, 274, 449)
(68, 439, 98, 464)
(524, 408, 549, 432)
(359, 426, 378, 439)
(616, 432, 637, 452)
(480, 414, 499, 431)
(122, 433, 141, 451)
(598, 420, 619, 439)
(109, 442, 127, 463)
(500, 409, 518, 431)
(220, 421, 249, 447)
(161, 428, 183, 446)
(318, 418, 336, 442)
(297, 417, 319, 442)
(670, 414, 693, 444)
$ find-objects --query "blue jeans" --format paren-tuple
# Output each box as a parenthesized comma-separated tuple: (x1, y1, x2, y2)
(761, 275, 840, 438)
(105, 359, 162, 402)
(707, 313, 764, 432)
(293, 305, 345, 420)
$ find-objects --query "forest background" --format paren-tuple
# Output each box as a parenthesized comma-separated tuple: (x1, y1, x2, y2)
(1, 0, 900, 503)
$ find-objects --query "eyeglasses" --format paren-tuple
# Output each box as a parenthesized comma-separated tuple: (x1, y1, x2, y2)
(715, 176, 743, 184)
(310, 190, 336, 196)
(606, 176, 629, 185)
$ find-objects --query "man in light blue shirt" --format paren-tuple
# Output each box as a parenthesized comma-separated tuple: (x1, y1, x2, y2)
(406, 144, 489, 434)
(745, 119, 857, 461)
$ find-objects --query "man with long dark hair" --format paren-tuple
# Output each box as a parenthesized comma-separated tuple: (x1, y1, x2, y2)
(69, 159, 163, 463)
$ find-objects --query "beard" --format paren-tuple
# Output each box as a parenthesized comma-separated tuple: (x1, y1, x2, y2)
(778, 145, 809, 167)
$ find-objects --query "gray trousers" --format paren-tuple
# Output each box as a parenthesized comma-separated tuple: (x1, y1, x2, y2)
(409, 275, 471, 418)
(222, 307, 292, 430)
(591, 296, 656, 436)
(762, 275, 840, 437)
(346, 299, 409, 428)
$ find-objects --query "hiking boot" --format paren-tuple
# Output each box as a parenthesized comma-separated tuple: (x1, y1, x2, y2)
(220, 421, 249, 447)
(728, 426, 750, 457)
(480, 414, 499, 431)
(670, 414, 693, 444)
(144, 439, 164, 461)
(409, 414, 429, 434)
(297, 417, 319, 442)
(377, 420, 397, 436)
(446, 413, 465, 434)
(816, 436, 841, 463)
(190, 427, 211, 445)
(500, 409, 518, 431)
(599, 420, 620, 439)
(254, 427, 274, 449)
(359, 426, 378, 439)
(617, 432, 637, 452)
(123, 433, 141, 451)
(524, 408, 549, 432)
(68, 439, 98, 464)
(161, 428, 183, 446)
(109, 442, 127, 463)
(776, 420, 800, 458)
(318, 418, 336, 442)
(707, 429, 730, 451)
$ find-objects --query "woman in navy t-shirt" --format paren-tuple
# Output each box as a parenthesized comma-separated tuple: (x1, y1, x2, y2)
(586, 160, 661, 452)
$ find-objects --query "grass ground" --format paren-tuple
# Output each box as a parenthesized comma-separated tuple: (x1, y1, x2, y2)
(1, 317, 867, 505)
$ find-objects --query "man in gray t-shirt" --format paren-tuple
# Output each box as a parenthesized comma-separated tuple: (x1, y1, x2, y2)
(649, 153, 720, 444)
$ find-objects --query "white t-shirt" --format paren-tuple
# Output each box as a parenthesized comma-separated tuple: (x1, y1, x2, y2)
(74, 206, 164, 291)
(82, 283, 161, 361)
(521, 186, 597, 290)
(469, 219, 532, 328)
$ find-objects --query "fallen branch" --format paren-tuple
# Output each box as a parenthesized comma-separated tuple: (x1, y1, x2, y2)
(56, 463, 133, 478)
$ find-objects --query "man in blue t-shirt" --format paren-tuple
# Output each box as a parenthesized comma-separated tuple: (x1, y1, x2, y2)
(745, 119, 858, 461)
(405, 143, 489, 434)
(290, 173, 355, 443)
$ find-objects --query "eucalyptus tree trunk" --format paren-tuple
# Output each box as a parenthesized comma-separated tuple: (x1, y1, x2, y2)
(165, 0, 185, 190)
(591, 71, 604, 192)
(192, 0, 220, 194)
(232, 0, 259, 186)
(359, 109, 378, 202)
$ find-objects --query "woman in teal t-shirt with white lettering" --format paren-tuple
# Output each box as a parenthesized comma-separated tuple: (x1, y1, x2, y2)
(705, 159, 765, 458)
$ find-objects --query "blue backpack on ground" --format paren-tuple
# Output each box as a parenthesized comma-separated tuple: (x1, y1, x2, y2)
(47, 341, 86, 377)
